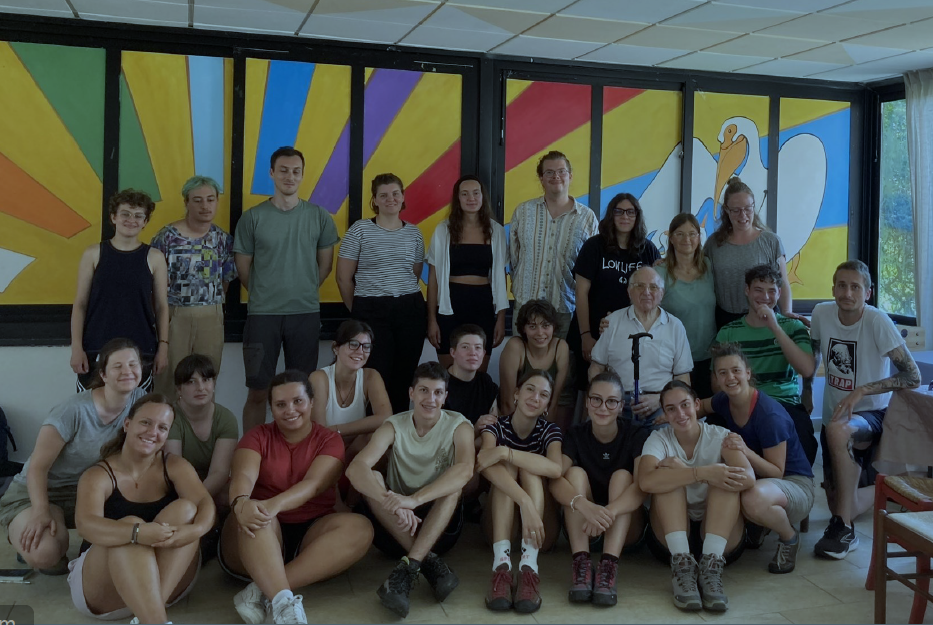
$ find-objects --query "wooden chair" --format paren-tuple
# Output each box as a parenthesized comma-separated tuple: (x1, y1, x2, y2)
(874, 509, 933, 623)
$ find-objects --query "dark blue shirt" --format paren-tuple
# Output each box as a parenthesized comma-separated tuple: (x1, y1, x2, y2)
(711, 390, 813, 478)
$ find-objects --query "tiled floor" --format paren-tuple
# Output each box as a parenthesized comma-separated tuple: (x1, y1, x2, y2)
(2, 462, 931, 624)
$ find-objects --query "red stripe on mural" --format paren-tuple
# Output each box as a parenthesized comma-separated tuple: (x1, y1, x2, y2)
(405, 141, 461, 224)
(504, 82, 591, 171)
(603, 87, 644, 114)
(0, 151, 91, 238)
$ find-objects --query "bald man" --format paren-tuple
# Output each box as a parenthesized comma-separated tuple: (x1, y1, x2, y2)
(589, 267, 693, 428)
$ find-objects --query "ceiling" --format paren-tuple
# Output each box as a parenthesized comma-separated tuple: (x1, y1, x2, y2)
(5, 0, 933, 83)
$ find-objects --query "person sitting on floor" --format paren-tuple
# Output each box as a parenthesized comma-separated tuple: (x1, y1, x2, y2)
(638, 381, 754, 613)
(549, 371, 650, 607)
(221, 370, 373, 625)
(346, 362, 474, 619)
(69, 393, 215, 623)
(480, 370, 563, 614)
(703, 343, 815, 574)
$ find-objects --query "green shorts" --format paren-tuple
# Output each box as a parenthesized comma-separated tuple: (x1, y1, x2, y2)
(0, 479, 77, 532)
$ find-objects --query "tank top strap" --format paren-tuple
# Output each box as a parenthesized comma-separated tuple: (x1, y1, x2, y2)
(160, 449, 174, 489)
(98, 459, 118, 491)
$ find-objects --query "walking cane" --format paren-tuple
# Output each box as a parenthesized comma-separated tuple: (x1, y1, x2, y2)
(629, 332, 653, 408)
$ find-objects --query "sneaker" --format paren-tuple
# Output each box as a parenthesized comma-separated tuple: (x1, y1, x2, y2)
(377, 557, 420, 618)
(769, 533, 800, 574)
(592, 557, 618, 607)
(485, 564, 513, 611)
(814, 515, 859, 559)
(272, 594, 307, 625)
(568, 553, 593, 603)
(420, 552, 459, 602)
(130, 619, 139, 624)
(234, 582, 271, 625)
(513, 566, 542, 614)
(697, 553, 729, 612)
(670, 553, 701, 611)
(745, 522, 771, 550)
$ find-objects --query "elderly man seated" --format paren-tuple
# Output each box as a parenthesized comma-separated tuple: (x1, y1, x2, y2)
(588, 266, 693, 428)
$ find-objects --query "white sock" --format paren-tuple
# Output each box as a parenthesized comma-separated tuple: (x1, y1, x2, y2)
(272, 589, 294, 607)
(702, 533, 728, 557)
(493, 540, 511, 571)
(519, 539, 539, 573)
(665, 531, 690, 555)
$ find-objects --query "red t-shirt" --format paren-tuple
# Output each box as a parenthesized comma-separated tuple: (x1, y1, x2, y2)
(237, 423, 345, 524)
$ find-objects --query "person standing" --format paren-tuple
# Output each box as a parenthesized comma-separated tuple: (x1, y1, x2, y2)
(70, 189, 169, 392)
(509, 151, 598, 340)
(234, 146, 339, 432)
(336, 173, 427, 414)
(151, 175, 236, 396)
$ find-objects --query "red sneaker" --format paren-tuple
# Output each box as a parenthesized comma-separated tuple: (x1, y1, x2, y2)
(513, 566, 542, 613)
(485, 564, 513, 611)
(568, 553, 593, 603)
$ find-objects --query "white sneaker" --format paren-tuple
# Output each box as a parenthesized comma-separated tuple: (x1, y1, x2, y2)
(130, 619, 139, 624)
(272, 595, 307, 625)
(234, 582, 271, 624)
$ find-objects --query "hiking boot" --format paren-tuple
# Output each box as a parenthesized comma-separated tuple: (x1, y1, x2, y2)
(697, 553, 729, 612)
(670, 553, 701, 611)
(234, 581, 271, 625)
(745, 522, 771, 549)
(377, 557, 420, 618)
(420, 552, 459, 602)
(272, 594, 307, 625)
(513, 566, 542, 613)
(592, 557, 619, 607)
(769, 533, 800, 574)
(814, 515, 859, 559)
(485, 564, 513, 611)
(568, 553, 593, 603)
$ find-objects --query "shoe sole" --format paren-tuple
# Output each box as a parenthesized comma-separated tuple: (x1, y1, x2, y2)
(814, 538, 859, 560)
(703, 599, 729, 612)
(768, 564, 796, 574)
(485, 598, 512, 611)
(377, 588, 410, 618)
(234, 604, 266, 625)
(592, 592, 617, 607)
(568, 589, 592, 603)
(431, 578, 459, 603)
(673, 597, 702, 611)
(513, 600, 541, 614)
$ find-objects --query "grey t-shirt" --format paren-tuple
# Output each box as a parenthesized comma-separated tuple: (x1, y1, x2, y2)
(703, 230, 785, 315)
(13, 388, 146, 489)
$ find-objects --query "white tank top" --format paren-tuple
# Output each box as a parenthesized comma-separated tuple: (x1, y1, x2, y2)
(323, 364, 367, 427)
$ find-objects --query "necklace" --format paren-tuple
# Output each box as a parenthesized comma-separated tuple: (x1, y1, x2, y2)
(335, 377, 355, 408)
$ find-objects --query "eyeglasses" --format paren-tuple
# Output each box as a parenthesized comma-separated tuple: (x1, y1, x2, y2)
(725, 204, 755, 216)
(117, 210, 147, 222)
(346, 340, 373, 353)
(587, 395, 621, 410)
(612, 208, 637, 218)
(630, 282, 662, 293)
(671, 231, 700, 240)
(542, 168, 570, 178)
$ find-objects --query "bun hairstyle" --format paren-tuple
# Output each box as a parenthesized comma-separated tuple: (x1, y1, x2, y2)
(659, 379, 698, 408)
(370, 173, 406, 214)
(332, 319, 374, 364)
(99, 393, 173, 459)
(711, 176, 768, 246)
(587, 370, 624, 396)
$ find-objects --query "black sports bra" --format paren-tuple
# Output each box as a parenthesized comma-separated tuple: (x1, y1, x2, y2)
(449, 243, 492, 278)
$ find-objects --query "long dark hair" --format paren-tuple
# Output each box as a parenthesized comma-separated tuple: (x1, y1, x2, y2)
(600, 192, 647, 254)
(448, 175, 494, 245)
(711, 177, 768, 246)
(663, 213, 708, 285)
(88, 338, 142, 390)
(99, 393, 173, 459)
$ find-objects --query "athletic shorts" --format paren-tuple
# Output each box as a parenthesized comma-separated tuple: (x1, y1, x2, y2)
(758, 475, 815, 525)
(820, 409, 885, 490)
(242, 313, 320, 390)
(0, 480, 76, 532)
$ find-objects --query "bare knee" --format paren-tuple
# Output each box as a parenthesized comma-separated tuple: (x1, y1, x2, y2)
(825, 421, 852, 449)
(519, 469, 543, 492)
(565, 466, 588, 490)
(608, 469, 633, 495)
(246, 389, 268, 405)
(21, 538, 67, 569)
(740, 487, 769, 519)
(155, 498, 198, 525)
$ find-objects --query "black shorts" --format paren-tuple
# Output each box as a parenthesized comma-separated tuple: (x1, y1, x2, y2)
(357, 498, 463, 560)
(437, 282, 495, 353)
(646, 519, 746, 565)
(242, 313, 320, 390)
(820, 409, 885, 490)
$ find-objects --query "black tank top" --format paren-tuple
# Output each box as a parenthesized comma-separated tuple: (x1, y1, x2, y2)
(84, 241, 158, 355)
(79, 450, 179, 553)
(449, 243, 493, 278)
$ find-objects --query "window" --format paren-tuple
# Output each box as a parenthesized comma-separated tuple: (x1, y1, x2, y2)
(878, 99, 915, 317)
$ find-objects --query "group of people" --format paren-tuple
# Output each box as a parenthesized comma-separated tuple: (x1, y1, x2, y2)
(0, 147, 921, 623)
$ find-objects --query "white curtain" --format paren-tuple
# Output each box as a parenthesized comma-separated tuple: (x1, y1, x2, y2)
(905, 69, 933, 349)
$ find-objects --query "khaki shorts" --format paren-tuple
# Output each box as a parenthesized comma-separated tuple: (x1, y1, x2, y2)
(0, 479, 77, 531)
(762, 474, 816, 525)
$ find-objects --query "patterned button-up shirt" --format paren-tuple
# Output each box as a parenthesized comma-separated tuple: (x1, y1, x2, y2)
(508, 197, 598, 314)
(151, 223, 236, 306)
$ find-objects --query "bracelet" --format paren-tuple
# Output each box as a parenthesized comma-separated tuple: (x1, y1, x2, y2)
(231, 494, 249, 511)
(158, 339, 169, 345)
(580, 330, 591, 336)
(570, 494, 583, 512)
(130, 522, 140, 544)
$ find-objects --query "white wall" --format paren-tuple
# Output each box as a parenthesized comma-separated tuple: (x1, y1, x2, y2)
(0, 341, 506, 463)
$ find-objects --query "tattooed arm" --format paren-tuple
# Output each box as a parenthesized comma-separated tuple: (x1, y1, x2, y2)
(831, 344, 920, 422)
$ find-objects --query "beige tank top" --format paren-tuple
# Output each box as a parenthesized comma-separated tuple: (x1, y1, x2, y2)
(385, 409, 470, 496)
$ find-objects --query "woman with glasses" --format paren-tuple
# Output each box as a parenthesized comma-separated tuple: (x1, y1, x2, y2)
(704, 177, 797, 329)
(656, 213, 717, 397)
(336, 174, 427, 413)
(309, 320, 393, 459)
(427, 175, 509, 371)
(549, 371, 649, 607)
(571, 193, 660, 365)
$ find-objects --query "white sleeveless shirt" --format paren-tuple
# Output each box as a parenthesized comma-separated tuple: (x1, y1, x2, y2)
(323, 364, 367, 427)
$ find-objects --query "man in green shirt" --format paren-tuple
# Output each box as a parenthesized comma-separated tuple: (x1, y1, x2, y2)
(234, 146, 340, 432)
(712, 264, 818, 466)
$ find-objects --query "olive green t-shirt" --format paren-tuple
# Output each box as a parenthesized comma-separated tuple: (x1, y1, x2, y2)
(168, 403, 239, 479)
(233, 199, 340, 315)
